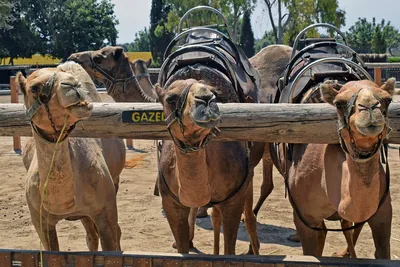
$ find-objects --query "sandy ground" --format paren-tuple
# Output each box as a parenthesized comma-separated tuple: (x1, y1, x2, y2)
(0, 93, 400, 259)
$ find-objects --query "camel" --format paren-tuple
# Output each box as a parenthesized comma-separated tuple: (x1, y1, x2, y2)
(274, 79, 393, 259)
(19, 62, 134, 251)
(67, 46, 157, 102)
(155, 79, 259, 255)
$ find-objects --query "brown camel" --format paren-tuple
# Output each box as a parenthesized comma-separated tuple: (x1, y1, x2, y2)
(19, 62, 131, 251)
(155, 79, 259, 255)
(277, 79, 394, 258)
(67, 46, 157, 102)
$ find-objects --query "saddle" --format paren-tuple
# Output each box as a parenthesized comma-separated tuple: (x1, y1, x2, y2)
(158, 27, 260, 104)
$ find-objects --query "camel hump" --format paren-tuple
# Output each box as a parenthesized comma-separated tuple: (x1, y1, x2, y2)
(57, 61, 102, 103)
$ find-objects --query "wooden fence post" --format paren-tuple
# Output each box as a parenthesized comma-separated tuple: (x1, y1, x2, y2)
(374, 67, 382, 86)
(126, 139, 134, 149)
(10, 76, 21, 153)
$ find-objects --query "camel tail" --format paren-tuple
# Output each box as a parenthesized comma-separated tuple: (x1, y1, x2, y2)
(125, 154, 147, 169)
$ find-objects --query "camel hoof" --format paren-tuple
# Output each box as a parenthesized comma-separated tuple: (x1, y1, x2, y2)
(196, 207, 208, 218)
(172, 241, 194, 249)
(287, 233, 300, 243)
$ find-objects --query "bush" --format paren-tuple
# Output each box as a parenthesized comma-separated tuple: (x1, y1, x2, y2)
(388, 57, 400, 62)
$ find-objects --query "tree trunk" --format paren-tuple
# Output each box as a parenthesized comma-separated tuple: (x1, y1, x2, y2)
(277, 0, 283, 44)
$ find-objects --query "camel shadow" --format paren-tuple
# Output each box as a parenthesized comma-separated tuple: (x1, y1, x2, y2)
(195, 216, 301, 248)
(126, 147, 148, 153)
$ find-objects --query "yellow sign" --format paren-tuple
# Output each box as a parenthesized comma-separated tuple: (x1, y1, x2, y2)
(122, 110, 165, 123)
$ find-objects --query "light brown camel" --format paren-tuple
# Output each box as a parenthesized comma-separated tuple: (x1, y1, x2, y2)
(155, 79, 259, 255)
(275, 79, 394, 259)
(67, 46, 157, 102)
(18, 62, 135, 251)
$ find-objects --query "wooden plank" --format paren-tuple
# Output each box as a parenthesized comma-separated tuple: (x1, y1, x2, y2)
(46, 253, 66, 267)
(223, 260, 243, 267)
(374, 67, 382, 86)
(75, 254, 94, 267)
(126, 139, 134, 149)
(152, 257, 164, 267)
(163, 258, 182, 267)
(131, 257, 152, 267)
(2, 102, 400, 144)
(0, 252, 11, 267)
(104, 255, 123, 267)
(9, 76, 21, 153)
(19, 252, 38, 267)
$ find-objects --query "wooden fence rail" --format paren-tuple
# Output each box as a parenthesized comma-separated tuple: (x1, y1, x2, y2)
(0, 249, 399, 267)
(2, 102, 400, 144)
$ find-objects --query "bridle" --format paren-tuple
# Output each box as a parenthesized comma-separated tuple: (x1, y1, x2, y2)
(89, 51, 135, 94)
(25, 73, 77, 143)
(336, 88, 391, 162)
(164, 84, 220, 153)
(284, 86, 391, 232)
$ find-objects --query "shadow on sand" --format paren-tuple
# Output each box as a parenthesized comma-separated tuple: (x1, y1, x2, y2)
(194, 216, 301, 248)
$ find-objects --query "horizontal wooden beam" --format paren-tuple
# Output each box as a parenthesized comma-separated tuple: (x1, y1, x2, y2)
(1, 102, 400, 144)
(0, 249, 399, 266)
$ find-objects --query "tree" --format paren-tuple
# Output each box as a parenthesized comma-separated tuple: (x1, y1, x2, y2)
(149, 0, 174, 66)
(239, 10, 254, 57)
(346, 17, 400, 53)
(132, 27, 151, 52)
(0, 0, 42, 64)
(0, 0, 12, 30)
(263, 0, 346, 45)
(254, 30, 275, 53)
(24, 0, 118, 60)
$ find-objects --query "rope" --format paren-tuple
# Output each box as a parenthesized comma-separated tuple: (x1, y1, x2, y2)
(39, 114, 68, 264)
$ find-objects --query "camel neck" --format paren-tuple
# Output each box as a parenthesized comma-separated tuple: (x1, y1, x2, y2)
(174, 148, 212, 208)
(338, 152, 382, 222)
(107, 60, 156, 102)
(33, 131, 76, 214)
(137, 75, 157, 100)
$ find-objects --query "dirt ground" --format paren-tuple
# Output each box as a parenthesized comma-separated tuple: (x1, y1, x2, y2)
(1, 93, 400, 259)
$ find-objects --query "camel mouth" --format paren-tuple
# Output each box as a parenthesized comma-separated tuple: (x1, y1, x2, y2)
(67, 101, 93, 119)
(190, 102, 221, 129)
(356, 124, 384, 137)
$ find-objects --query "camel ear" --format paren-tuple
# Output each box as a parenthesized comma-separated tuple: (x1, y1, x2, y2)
(145, 58, 152, 67)
(155, 84, 166, 103)
(320, 80, 339, 105)
(113, 47, 124, 60)
(380, 78, 395, 96)
(16, 72, 27, 95)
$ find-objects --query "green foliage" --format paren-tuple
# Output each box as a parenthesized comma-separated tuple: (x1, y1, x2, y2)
(346, 17, 400, 53)
(149, 0, 174, 66)
(0, 0, 42, 63)
(239, 10, 254, 57)
(0, 0, 12, 30)
(131, 27, 151, 52)
(254, 30, 275, 53)
(263, 0, 345, 46)
(388, 57, 400, 63)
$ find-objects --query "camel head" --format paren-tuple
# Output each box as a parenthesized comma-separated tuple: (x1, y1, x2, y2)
(321, 78, 395, 161)
(156, 79, 221, 153)
(130, 58, 152, 75)
(17, 68, 93, 142)
(67, 46, 128, 82)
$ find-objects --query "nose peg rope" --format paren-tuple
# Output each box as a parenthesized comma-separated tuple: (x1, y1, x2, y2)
(39, 114, 68, 264)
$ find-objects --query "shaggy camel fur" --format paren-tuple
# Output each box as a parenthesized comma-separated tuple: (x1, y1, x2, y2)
(19, 62, 130, 251)
(155, 79, 259, 255)
(67, 46, 157, 102)
(277, 79, 394, 259)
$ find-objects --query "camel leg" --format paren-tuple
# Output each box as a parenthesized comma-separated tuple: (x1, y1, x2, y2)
(293, 211, 327, 257)
(368, 198, 392, 259)
(172, 207, 196, 250)
(253, 144, 274, 217)
(244, 181, 260, 255)
(341, 220, 357, 258)
(28, 202, 59, 251)
(81, 217, 99, 251)
(94, 205, 121, 251)
(219, 202, 244, 255)
(211, 207, 221, 255)
(163, 197, 191, 253)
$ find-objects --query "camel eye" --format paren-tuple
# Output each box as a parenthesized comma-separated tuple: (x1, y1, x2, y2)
(30, 85, 40, 94)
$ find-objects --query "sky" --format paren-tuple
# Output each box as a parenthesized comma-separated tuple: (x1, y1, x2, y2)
(111, 0, 400, 44)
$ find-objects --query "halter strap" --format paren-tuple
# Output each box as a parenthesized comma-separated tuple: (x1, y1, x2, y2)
(25, 73, 56, 120)
(164, 85, 221, 154)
